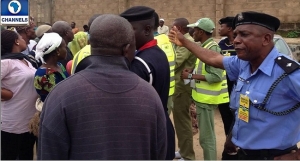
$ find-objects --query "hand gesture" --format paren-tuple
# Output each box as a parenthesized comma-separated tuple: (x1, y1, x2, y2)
(168, 26, 184, 46)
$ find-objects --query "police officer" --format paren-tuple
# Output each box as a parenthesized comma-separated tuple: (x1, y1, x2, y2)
(181, 18, 229, 160)
(169, 11, 300, 160)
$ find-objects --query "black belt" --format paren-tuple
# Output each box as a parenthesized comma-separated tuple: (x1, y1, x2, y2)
(239, 145, 298, 157)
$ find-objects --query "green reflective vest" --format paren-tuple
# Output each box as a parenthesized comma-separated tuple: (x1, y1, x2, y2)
(192, 41, 229, 104)
(71, 45, 91, 74)
(154, 34, 176, 96)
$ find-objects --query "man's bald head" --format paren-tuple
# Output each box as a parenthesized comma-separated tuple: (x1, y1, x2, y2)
(52, 21, 74, 43)
(52, 21, 71, 36)
(88, 14, 101, 28)
(173, 18, 190, 33)
(89, 14, 135, 53)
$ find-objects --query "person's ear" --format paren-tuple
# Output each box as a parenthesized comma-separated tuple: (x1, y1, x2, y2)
(14, 39, 19, 46)
(262, 33, 272, 46)
(144, 25, 151, 36)
(65, 30, 69, 36)
(177, 26, 182, 32)
(122, 44, 131, 56)
(198, 29, 204, 36)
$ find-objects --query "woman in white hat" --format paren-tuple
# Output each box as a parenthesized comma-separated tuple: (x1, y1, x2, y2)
(29, 32, 69, 138)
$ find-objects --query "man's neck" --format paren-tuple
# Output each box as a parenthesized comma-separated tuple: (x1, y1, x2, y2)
(43, 56, 59, 68)
(200, 36, 210, 44)
(249, 47, 273, 73)
(63, 37, 70, 44)
(181, 31, 187, 35)
(227, 33, 234, 44)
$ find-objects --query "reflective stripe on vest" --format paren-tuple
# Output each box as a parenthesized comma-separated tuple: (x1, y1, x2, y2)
(71, 45, 91, 74)
(192, 41, 229, 104)
(221, 49, 236, 56)
(155, 34, 176, 96)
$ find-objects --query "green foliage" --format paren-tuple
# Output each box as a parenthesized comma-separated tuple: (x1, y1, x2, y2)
(286, 30, 300, 38)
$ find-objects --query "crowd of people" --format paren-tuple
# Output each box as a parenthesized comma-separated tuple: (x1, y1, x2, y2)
(1, 5, 300, 160)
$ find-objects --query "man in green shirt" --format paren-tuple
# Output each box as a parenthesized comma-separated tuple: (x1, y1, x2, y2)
(182, 18, 229, 160)
(171, 18, 197, 160)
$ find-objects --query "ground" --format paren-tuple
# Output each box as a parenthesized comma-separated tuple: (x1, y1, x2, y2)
(170, 108, 226, 160)
(171, 109, 300, 160)
(33, 108, 299, 160)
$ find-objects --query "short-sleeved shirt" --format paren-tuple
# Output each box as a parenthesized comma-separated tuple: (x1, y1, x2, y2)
(1, 59, 38, 134)
(223, 47, 300, 150)
(34, 62, 69, 102)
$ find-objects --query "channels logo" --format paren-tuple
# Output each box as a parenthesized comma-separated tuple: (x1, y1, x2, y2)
(1, 0, 29, 25)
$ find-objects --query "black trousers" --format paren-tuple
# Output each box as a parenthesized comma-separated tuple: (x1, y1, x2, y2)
(1, 131, 36, 160)
(165, 112, 175, 160)
(237, 145, 298, 160)
(218, 102, 234, 136)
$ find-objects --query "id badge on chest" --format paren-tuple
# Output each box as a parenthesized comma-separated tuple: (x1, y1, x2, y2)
(238, 94, 250, 123)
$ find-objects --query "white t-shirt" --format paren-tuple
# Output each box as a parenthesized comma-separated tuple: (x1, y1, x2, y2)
(1, 59, 38, 134)
(157, 25, 169, 35)
(22, 40, 37, 55)
(28, 40, 37, 51)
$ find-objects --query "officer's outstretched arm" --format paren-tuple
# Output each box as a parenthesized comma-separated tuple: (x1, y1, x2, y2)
(169, 27, 224, 69)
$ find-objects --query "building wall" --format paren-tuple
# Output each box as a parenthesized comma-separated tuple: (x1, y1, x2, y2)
(29, 0, 300, 32)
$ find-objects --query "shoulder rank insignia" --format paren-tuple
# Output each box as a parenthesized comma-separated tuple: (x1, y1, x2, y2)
(275, 56, 300, 74)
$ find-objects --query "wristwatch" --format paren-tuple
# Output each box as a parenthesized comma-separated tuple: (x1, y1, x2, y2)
(188, 73, 193, 79)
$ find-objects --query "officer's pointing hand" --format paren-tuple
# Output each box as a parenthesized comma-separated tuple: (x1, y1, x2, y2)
(168, 26, 184, 46)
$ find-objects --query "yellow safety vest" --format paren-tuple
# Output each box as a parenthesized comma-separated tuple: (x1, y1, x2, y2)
(154, 34, 176, 96)
(71, 45, 91, 74)
(192, 41, 229, 104)
(221, 49, 236, 56)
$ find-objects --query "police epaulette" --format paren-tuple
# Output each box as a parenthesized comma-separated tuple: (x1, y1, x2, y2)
(275, 56, 300, 74)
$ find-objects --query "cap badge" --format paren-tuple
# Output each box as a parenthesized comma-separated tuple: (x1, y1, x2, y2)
(238, 13, 244, 21)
